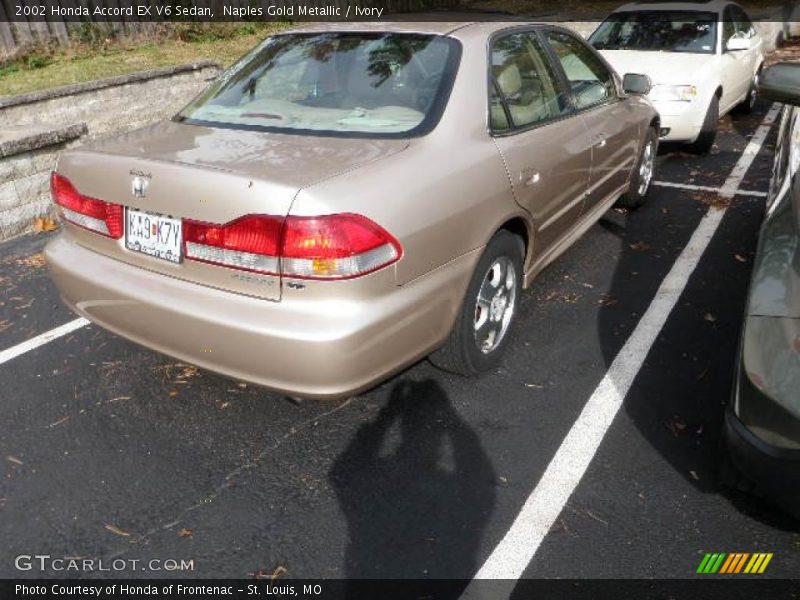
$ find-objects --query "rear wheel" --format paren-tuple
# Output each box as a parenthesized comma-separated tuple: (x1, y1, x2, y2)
(689, 95, 719, 155)
(615, 127, 658, 210)
(430, 230, 523, 376)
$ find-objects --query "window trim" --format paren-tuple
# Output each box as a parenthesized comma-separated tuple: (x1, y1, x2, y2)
(540, 26, 622, 116)
(486, 25, 578, 138)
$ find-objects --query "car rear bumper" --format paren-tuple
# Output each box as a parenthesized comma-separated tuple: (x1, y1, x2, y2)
(724, 406, 800, 519)
(45, 235, 478, 399)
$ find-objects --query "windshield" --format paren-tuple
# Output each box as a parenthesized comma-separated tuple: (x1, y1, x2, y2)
(589, 11, 718, 54)
(177, 32, 460, 137)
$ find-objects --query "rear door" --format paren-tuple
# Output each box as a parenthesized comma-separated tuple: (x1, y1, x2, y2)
(731, 5, 762, 77)
(489, 29, 593, 257)
(542, 29, 639, 216)
(720, 5, 753, 110)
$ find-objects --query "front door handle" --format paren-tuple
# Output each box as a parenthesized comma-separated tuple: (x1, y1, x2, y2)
(520, 168, 540, 187)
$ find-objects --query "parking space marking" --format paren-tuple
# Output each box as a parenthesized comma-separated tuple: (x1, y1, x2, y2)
(463, 104, 780, 589)
(720, 104, 782, 198)
(0, 317, 88, 367)
(653, 180, 768, 198)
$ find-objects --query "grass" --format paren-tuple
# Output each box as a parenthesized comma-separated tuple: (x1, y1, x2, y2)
(0, 24, 288, 97)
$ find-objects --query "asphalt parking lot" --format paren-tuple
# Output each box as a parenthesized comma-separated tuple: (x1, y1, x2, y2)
(1, 98, 799, 586)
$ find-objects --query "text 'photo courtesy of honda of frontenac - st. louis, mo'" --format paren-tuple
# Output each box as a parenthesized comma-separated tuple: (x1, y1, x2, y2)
(45, 21, 659, 399)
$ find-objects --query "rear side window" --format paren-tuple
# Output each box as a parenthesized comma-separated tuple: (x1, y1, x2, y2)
(545, 31, 616, 111)
(731, 6, 756, 39)
(489, 32, 569, 132)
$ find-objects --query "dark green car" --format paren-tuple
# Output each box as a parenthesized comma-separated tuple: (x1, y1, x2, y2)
(725, 63, 800, 519)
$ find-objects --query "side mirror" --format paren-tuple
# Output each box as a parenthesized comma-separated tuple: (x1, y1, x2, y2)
(758, 63, 800, 106)
(727, 36, 752, 51)
(623, 73, 652, 96)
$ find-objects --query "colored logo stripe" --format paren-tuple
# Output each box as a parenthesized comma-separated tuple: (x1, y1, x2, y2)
(698, 553, 773, 574)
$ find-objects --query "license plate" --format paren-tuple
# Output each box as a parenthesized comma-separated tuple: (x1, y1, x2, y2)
(125, 208, 182, 264)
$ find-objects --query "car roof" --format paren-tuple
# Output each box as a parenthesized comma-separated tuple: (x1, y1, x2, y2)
(613, 0, 733, 13)
(281, 19, 562, 40)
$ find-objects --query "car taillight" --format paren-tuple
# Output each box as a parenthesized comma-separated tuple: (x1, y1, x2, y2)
(50, 172, 123, 239)
(281, 214, 401, 279)
(184, 215, 283, 275)
(183, 213, 401, 279)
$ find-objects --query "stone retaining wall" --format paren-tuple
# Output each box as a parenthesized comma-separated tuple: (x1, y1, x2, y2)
(0, 61, 222, 241)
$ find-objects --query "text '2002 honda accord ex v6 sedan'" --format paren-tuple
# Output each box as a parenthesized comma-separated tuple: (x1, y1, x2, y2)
(46, 22, 659, 399)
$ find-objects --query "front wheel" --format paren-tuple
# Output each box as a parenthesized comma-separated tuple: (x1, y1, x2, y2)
(430, 230, 523, 376)
(689, 95, 720, 155)
(615, 127, 658, 210)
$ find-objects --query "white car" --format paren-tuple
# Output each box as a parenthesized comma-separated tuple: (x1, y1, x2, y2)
(589, 1, 764, 154)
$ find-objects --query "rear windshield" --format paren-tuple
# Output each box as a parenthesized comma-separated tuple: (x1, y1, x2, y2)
(589, 11, 718, 54)
(176, 32, 460, 137)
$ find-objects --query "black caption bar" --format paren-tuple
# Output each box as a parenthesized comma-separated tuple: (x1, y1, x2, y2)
(4, 579, 800, 600)
(4, 0, 468, 22)
(3, 0, 795, 23)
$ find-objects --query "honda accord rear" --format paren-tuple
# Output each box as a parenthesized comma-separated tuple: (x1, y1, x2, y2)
(46, 22, 658, 398)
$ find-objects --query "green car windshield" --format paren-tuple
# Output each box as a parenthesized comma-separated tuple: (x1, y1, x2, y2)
(177, 32, 459, 137)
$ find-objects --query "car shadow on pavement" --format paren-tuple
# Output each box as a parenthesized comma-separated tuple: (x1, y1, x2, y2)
(597, 166, 798, 531)
(329, 379, 496, 584)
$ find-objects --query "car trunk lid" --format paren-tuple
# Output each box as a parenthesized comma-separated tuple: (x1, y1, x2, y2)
(55, 121, 408, 301)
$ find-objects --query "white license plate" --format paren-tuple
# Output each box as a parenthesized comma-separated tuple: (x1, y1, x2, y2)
(125, 208, 182, 264)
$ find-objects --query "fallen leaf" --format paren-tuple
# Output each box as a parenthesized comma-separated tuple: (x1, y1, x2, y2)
(33, 217, 59, 233)
(16, 252, 46, 268)
(629, 242, 651, 251)
(47, 416, 70, 428)
(6, 455, 23, 466)
(169, 391, 178, 398)
(734, 254, 747, 263)
(271, 565, 287, 582)
(689, 470, 700, 481)
(104, 524, 131, 537)
(178, 528, 193, 538)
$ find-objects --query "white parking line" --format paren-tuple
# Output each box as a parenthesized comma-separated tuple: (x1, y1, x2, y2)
(0, 318, 89, 367)
(720, 105, 782, 198)
(462, 103, 780, 591)
(653, 180, 768, 198)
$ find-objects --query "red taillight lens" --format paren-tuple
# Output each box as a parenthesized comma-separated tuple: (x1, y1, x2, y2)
(184, 215, 283, 274)
(50, 172, 123, 239)
(183, 213, 401, 279)
(281, 214, 401, 279)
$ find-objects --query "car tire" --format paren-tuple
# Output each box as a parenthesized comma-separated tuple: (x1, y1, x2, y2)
(615, 127, 658, 210)
(430, 230, 523, 377)
(689, 95, 719, 155)
(735, 73, 759, 115)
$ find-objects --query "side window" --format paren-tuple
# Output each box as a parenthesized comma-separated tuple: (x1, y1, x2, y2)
(732, 6, 756, 39)
(545, 31, 616, 111)
(489, 32, 569, 132)
(722, 7, 737, 46)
